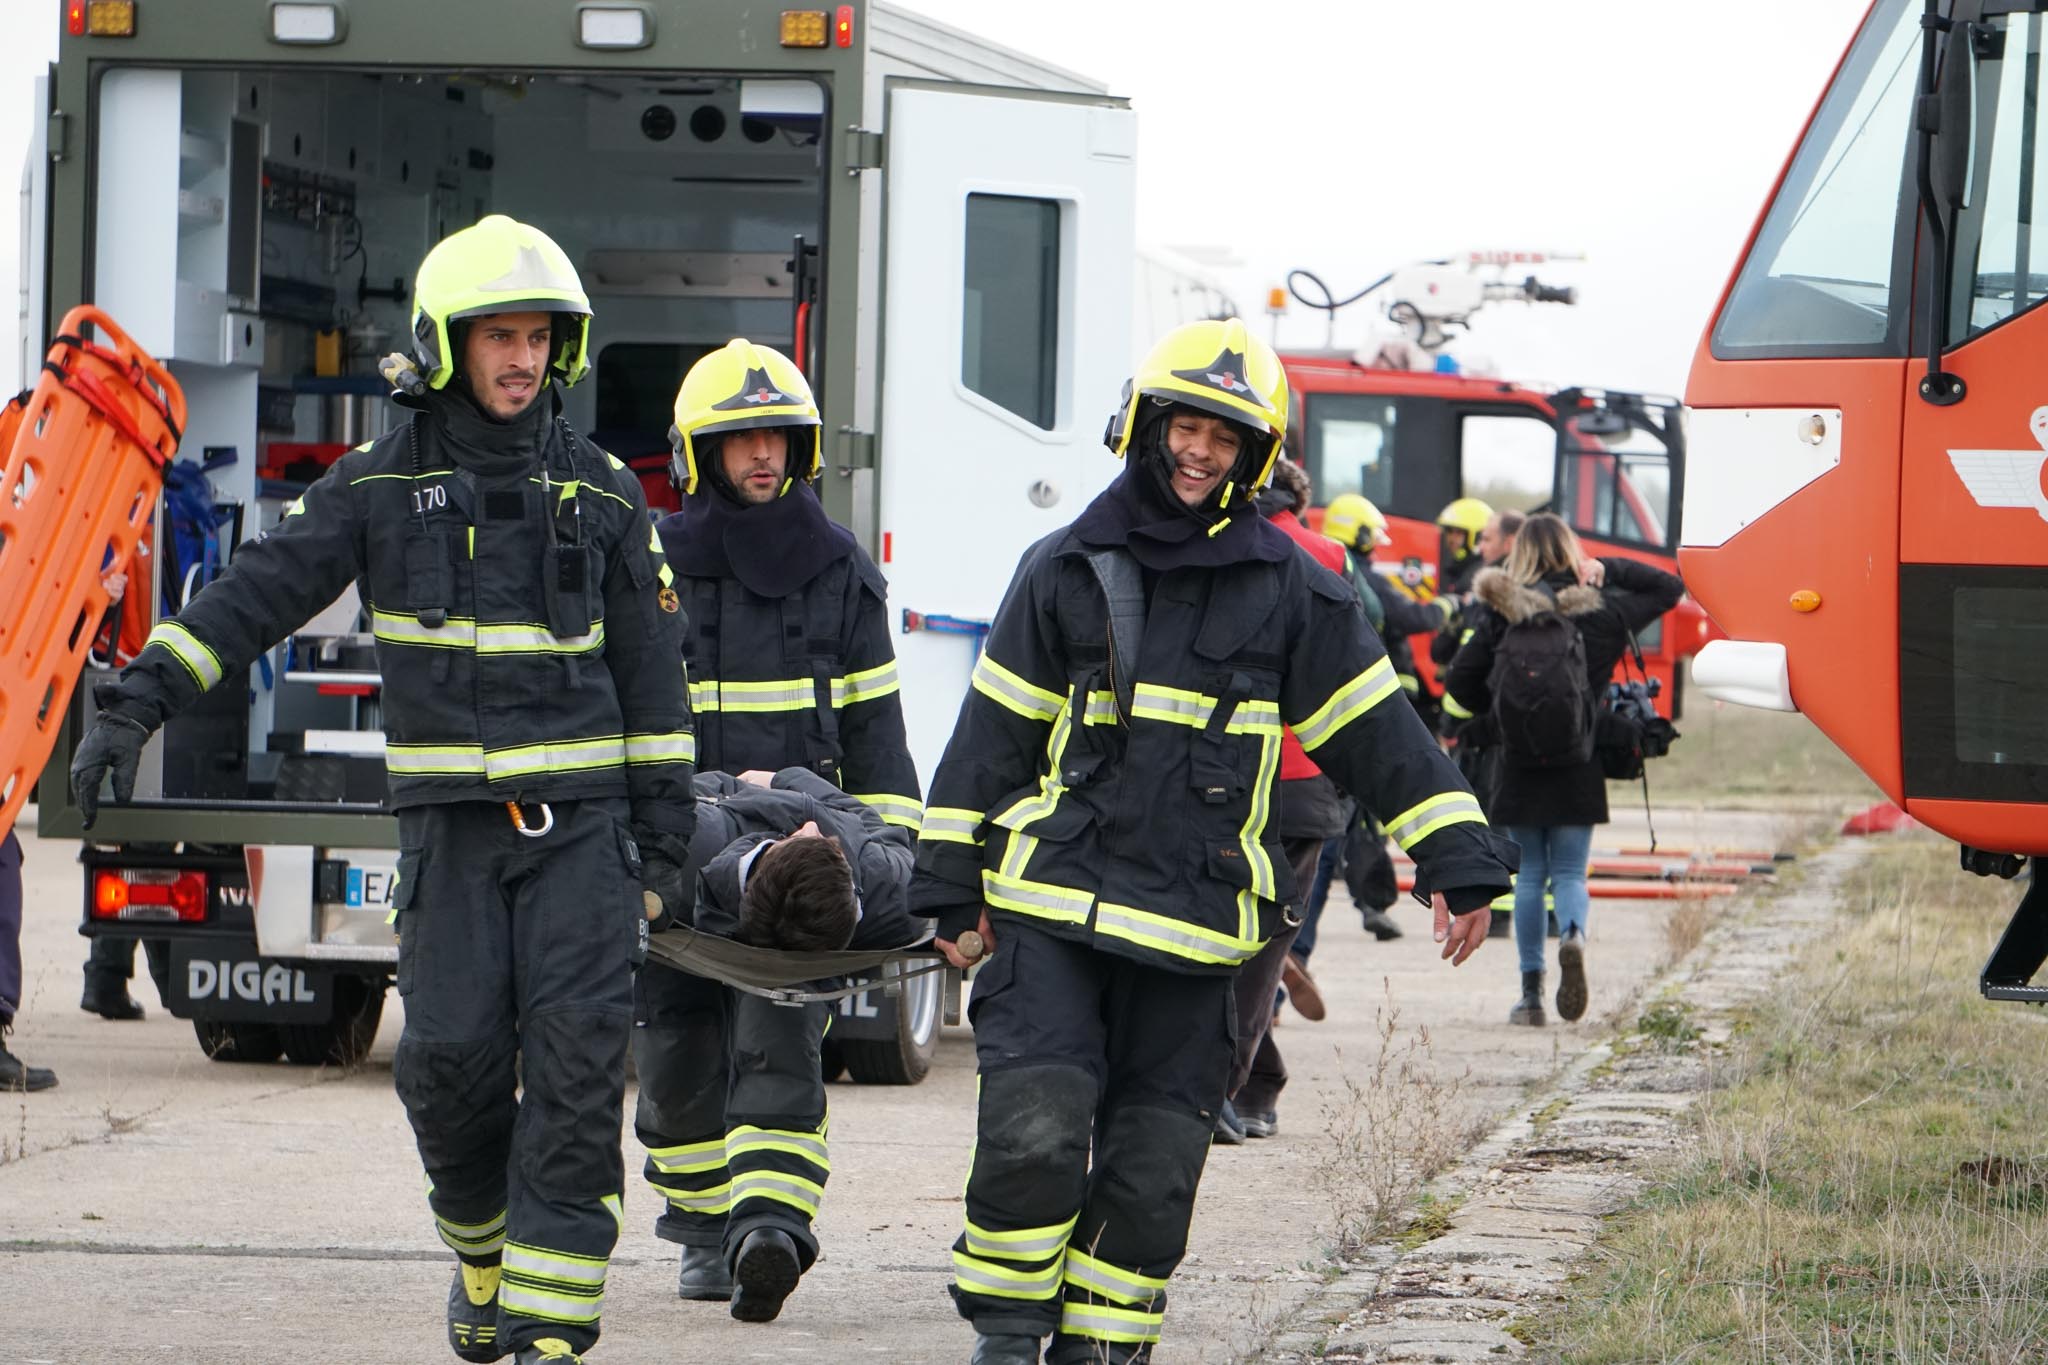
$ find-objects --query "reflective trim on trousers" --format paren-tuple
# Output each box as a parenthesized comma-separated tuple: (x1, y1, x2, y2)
(726, 1123, 830, 1172)
(1294, 659, 1400, 751)
(434, 1207, 508, 1257)
(1385, 791, 1487, 851)
(729, 1170, 823, 1218)
(500, 1240, 607, 1325)
(961, 1214, 1077, 1262)
(647, 1135, 727, 1176)
(1059, 1299, 1166, 1345)
(1062, 1248, 1169, 1306)
(952, 1249, 1065, 1301)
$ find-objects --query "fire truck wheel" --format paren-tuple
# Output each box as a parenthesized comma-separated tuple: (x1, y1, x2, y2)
(192, 1020, 285, 1063)
(838, 960, 940, 1086)
(280, 975, 387, 1067)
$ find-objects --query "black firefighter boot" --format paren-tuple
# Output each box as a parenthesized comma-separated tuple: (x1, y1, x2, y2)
(677, 1242, 734, 1301)
(0, 1023, 56, 1092)
(1508, 970, 1547, 1026)
(729, 1226, 801, 1323)
(447, 1261, 505, 1362)
(970, 1333, 1044, 1365)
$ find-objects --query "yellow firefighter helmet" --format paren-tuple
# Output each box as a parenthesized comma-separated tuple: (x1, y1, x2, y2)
(668, 339, 823, 496)
(1103, 318, 1289, 505)
(1321, 493, 1393, 550)
(410, 215, 592, 391)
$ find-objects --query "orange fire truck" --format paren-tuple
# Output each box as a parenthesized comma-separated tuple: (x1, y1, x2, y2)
(1679, 0, 2048, 998)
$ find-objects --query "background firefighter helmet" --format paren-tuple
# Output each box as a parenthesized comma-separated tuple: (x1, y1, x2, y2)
(1321, 492, 1394, 550)
(1104, 317, 1290, 506)
(409, 215, 593, 391)
(1436, 496, 1494, 540)
(669, 339, 823, 496)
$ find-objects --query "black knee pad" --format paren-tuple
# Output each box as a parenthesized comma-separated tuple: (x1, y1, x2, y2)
(631, 1019, 729, 1140)
(1079, 1104, 1211, 1261)
(518, 1008, 630, 1200)
(973, 1065, 1095, 1204)
(394, 1031, 519, 1157)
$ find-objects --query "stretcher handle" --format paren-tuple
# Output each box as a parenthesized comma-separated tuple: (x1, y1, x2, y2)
(51, 304, 188, 446)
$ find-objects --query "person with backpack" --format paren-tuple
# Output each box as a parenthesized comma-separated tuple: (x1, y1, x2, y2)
(1442, 513, 1683, 1027)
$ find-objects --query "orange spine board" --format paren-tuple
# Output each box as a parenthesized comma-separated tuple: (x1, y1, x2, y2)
(0, 306, 184, 831)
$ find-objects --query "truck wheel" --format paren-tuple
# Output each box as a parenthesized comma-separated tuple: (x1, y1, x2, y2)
(839, 960, 942, 1085)
(193, 1020, 284, 1063)
(281, 975, 387, 1067)
(819, 1038, 846, 1084)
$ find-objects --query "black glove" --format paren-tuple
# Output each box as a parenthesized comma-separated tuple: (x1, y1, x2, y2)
(634, 827, 694, 932)
(70, 713, 152, 829)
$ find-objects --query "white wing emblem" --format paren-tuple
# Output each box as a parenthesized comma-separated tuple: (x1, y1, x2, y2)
(1947, 405, 2048, 523)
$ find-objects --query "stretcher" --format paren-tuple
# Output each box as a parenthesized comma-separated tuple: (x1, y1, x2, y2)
(0, 307, 183, 832)
(645, 923, 947, 1006)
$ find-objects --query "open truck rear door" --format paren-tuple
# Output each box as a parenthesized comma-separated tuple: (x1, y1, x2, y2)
(876, 80, 1135, 779)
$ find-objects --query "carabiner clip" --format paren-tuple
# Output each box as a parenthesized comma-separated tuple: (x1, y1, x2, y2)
(505, 800, 554, 839)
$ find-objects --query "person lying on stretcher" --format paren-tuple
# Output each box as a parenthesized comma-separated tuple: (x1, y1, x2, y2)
(631, 765, 929, 1323)
(650, 765, 929, 955)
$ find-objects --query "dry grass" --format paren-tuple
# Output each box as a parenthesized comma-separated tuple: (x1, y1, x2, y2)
(1311, 982, 1480, 1258)
(1621, 670, 1880, 806)
(1530, 839, 2048, 1363)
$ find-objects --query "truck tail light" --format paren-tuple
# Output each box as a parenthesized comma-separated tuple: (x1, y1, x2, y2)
(835, 5, 854, 48)
(93, 868, 208, 922)
(70, 0, 137, 35)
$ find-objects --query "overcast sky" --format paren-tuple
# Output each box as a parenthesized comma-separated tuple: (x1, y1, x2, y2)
(0, 0, 1874, 395)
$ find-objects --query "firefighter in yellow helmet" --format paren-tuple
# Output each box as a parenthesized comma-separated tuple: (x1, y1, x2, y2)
(1436, 496, 1494, 597)
(635, 339, 921, 1324)
(1319, 494, 1456, 717)
(73, 215, 696, 1365)
(911, 319, 1516, 1365)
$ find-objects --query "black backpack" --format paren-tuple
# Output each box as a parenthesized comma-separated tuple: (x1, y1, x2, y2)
(1488, 593, 1596, 768)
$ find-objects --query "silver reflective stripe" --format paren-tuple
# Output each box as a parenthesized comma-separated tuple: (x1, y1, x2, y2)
(688, 680, 720, 712)
(726, 1127, 830, 1165)
(854, 792, 924, 828)
(952, 1253, 1064, 1299)
(625, 731, 695, 765)
(383, 745, 489, 776)
(982, 871, 1093, 923)
(1082, 691, 1120, 725)
(486, 737, 627, 780)
(371, 610, 478, 649)
(1129, 686, 1207, 725)
(1385, 791, 1486, 849)
(920, 807, 985, 845)
(716, 681, 815, 712)
(834, 660, 901, 705)
(662, 1185, 733, 1212)
(647, 1139, 724, 1175)
(504, 1243, 606, 1287)
(1059, 1302, 1163, 1344)
(1094, 905, 1257, 964)
(476, 621, 605, 654)
(730, 1171, 821, 1212)
(146, 622, 224, 689)
(971, 655, 1063, 721)
(963, 1221, 1074, 1260)
(498, 1282, 602, 1325)
(1063, 1249, 1167, 1304)
(1294, 659, 1400, 750)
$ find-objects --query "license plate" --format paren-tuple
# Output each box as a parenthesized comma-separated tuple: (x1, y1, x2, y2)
(169, 940, 330, 1023)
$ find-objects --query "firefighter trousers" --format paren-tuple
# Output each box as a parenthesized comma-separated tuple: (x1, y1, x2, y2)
(951, 920, 1236, 1364)
(632, 964, 831, 1273)
(391, 797, 641, 1356)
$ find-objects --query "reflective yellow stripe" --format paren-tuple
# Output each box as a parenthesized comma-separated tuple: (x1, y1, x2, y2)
(707, 678, 814, 712)
(1081, 690, 1120, 726)
(369, 610, 605, 656)
(625, 730, 695, 766)
(991, 694, 1076, 833)
(726, 1123, 830, 1171)
(729, 1170, 823, 1217)
(854, 792, 924, 830)
(1236, 729, 1281, 900)
(970, 654, 1064, 722)
(952, 1250, 1065, 1300)
(285, 494, 307, 517)
(145, 622, 224, 689)
(689, 679, 720, 712)
(384, 735, 632, 781)
(657, 561, 674, 588)
(919, 806, 986, 846)
(1062, 1248, 1169, 1305)
(658, 1180, 733, 1214)
(1441, 692, 1474, 720)
(834, 660, 901, 706)
(962, 1214, 1077, 1261)
(505, 1241, 607, 1283)
(602, 1193, 624, 1231)
(1094, 902, 1260, 966)
(647, 1137, 726, 1175)
(1059, 1300, 1164, 1344)
(1128, 683, 1282, 735)
(498, 1281, 602, 1326)
(981, 868, 1093, 925)
(1294, 659, 1400, 751)
(370, 610, 478, 649)
(434, 1207, 507, 1254)
(1385, 791, 1487, 850)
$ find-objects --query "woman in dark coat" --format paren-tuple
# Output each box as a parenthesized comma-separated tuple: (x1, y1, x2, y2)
(1444, 514, 1684, 1027)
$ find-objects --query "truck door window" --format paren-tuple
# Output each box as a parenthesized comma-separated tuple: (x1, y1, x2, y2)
(961, 193, 1060, 429)
(1558, 441, 1672, 549)
(1711, 0, 1918, 357)
(1461, 414, 1552, 512)
(1952, 14, 2048, 340)
(1302, 397, 1396, 506)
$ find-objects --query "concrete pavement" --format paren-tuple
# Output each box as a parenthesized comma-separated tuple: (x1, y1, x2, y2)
(0, 805, 1797, 1364)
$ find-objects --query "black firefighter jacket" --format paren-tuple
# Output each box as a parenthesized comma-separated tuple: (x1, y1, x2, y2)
(909, 530, 1519, 975)
(684, 768, 923, 951)
(658, 519, 922, 835)
(98, 398, 697, 841)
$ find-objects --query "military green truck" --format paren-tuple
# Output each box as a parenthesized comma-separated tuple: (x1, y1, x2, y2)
(23, 0, 1138, 1079)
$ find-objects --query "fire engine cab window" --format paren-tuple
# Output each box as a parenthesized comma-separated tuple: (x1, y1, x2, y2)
(1952, 14, 2048, 340)
(1712, 0, 1918, 357)
(1303, 398, 1396, 506)
(961, 194, 1060, 429)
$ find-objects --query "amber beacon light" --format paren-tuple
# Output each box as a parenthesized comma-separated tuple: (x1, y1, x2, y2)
(780, 10, 828, 46)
